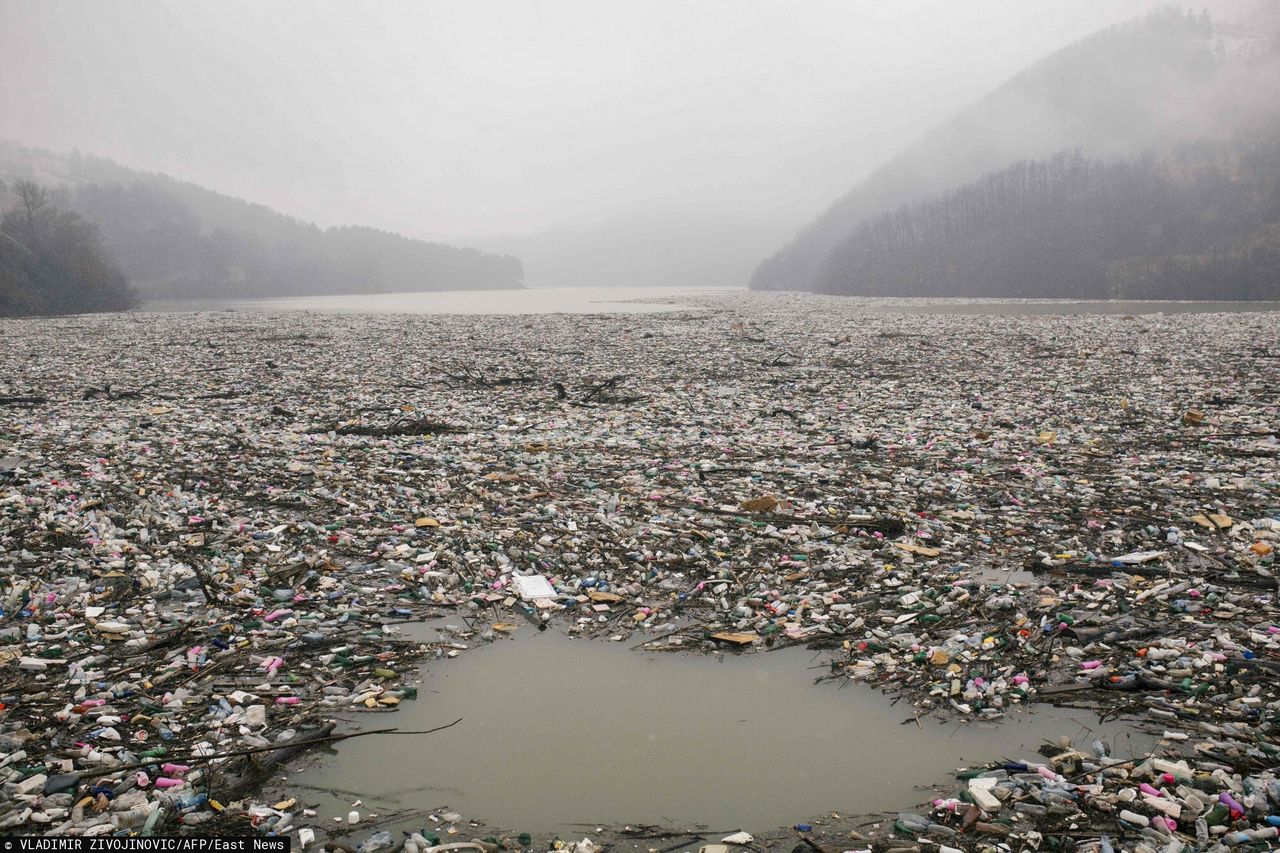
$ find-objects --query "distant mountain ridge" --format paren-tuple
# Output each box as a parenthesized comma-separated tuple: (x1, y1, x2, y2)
(0, 140, 524, 300)
(751, 8, 1280, 296)
(815, 134, 1280, 300)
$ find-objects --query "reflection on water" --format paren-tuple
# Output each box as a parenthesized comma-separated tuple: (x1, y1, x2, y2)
(296, 628, 1151, 834)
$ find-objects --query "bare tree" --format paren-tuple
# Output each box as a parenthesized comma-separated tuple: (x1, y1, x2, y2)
(12, 180, 50, 233)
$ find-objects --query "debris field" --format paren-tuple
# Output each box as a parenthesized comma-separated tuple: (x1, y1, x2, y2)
(1, 294, 1278, 851)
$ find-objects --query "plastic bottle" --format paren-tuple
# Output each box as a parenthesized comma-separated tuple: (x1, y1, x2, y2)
(112, 805, 152, 828)
(141, 803, 164, 836)
(893, 812, 930, 833)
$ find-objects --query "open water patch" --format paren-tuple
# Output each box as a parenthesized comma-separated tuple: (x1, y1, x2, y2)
(294, 630, 1150, 835)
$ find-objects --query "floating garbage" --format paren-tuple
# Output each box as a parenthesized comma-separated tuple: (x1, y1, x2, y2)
(0, 295, 1276, 850)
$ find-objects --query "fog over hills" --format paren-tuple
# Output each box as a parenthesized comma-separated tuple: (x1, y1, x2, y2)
(0, 0, 1172, 297)
(751, 4, 1280, 296)
(3, 1, 1278, 309)
(0, 142, 524, 303)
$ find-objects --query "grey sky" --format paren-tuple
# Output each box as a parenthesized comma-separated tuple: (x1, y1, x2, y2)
(1, 0, 1169, 282)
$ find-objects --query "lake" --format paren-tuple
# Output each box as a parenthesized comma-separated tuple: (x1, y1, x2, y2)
(142, 286, 727, 315)
(143, 286, 1280, 316)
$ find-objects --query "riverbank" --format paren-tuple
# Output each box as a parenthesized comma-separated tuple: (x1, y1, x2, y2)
(1, 293, 1277, 849)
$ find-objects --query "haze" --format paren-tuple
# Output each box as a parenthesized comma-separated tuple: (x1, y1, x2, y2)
(1, 0, 1170, 287)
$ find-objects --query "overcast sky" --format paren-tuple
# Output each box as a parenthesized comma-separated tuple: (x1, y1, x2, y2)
(1, 1, 1168, 280)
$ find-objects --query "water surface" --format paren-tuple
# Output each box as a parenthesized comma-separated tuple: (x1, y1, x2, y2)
(143, 287, 1280, 317)
(143, 286, 725, 315)
(294, 629, 1150, 835)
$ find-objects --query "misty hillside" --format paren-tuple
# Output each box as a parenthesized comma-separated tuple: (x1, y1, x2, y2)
(0, 142, 524, 300)
(481, 206, 788, 290)
(816, 130, 1280, 300)
(751, 8, 1280, 295)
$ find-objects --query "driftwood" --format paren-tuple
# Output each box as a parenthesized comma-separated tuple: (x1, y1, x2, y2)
(178, 546, 226, 605)
(581, 375, 623, 403)
(554, 375, 647, 406)
(654, 498, 905, 537)
(219, 721, 339, 798)
(759, 351, 797, 367)
(796, 833, 833, 853)
(216, 718, 465, 800)
(326, 417, 464, 437)
(445, 367, 536, 388)
(78, 718, 464, 785)
(83, 382, 153, 401)
(1029, 559, 1277, 590)
(752, 407, 801, 423)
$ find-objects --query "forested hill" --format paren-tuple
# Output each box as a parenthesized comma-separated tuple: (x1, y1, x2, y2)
(751, 8, 1280, 295)
(815, 131, 1280, 300)
(0, 143, 524, 300)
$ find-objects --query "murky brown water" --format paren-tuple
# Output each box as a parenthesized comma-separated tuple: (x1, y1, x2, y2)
(292, 628, 1151, 835)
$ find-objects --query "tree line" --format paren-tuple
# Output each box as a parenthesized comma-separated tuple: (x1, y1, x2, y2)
(0, 180, 136, 316)
(814, 127, 1280, 300)
(58, 176, 524, 300)
(1, 165, 529, 315)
